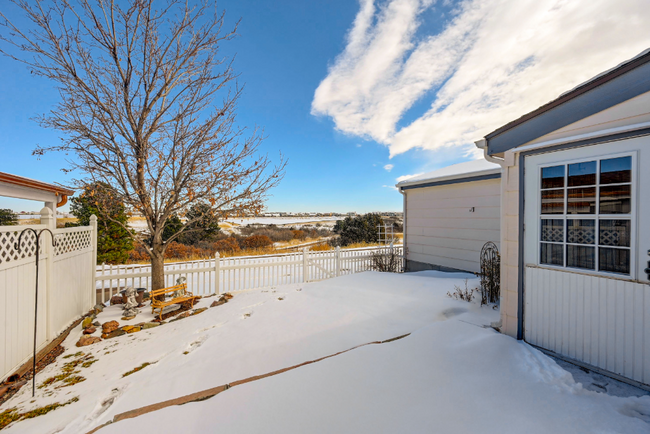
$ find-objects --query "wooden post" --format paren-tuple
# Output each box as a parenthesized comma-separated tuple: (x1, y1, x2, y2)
(302, 247, 308, 283)
(89, 215, 98, 309)
(215, 252, 220, 295)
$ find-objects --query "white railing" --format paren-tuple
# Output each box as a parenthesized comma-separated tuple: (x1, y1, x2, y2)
(0, 210, 97, 382)
(95, 245, 403, 302)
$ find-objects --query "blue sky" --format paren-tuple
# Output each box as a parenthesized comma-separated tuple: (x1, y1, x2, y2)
(1, 0, 649, 213)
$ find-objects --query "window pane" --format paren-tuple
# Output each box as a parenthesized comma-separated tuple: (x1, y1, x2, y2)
(540, 243, 563, 266)
(600, 156, 631, 184)
(599, 248, 630, 274)
(541, 165, 565, 189)
(599, 185, 631, 214)
(541, 219, 564, 242)
(541, 190, 564, 214)
(567, 219, 595, 244)
(567, 187, 596, 214)
(599, 220, 630, 247)
(567, 245, 595, 270)
(568, 161, 596, 187)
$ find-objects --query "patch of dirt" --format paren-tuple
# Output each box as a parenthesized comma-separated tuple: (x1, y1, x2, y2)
(0, 345, 65, 407)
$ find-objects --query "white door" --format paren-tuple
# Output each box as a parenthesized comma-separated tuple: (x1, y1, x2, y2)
(523, 135, 650, 386)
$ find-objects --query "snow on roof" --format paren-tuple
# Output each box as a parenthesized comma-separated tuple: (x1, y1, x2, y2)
(396, 159, 501, 188)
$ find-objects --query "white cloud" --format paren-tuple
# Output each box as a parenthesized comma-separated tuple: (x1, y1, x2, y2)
(395, 172, 424, 183)
(384, 164, 394, 172)
(356, 143, 363, 147)
(312, 0, 650, 157)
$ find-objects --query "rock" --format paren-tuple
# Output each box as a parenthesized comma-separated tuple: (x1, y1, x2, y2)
(169, 311, 191, 322)
(121, 316, 136, 321)
(142, 322, 160, 330)
(102, 320, 119, 334)
(210, 298, 227, 308)
(122, 325, 141, 334)
(223, 293, 234, 300)
(76, 336, 101, 347)
(82, 317, 93, 330)
(93, 321, 101, 327)
(93, 303, 105, 314)
(161, 304, 181, 315)
(103, 329, 126, 339)
(110, 295, 124, 305)
(83, 327, 96, 335)
(192, 308, 207, 316)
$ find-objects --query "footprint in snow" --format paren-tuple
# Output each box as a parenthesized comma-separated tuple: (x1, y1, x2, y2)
(184, 335, 207, 354)
(242, 312, 252, 319)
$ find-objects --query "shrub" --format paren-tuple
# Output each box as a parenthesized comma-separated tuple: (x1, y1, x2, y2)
(291, 230, 305, 240)
(164, 241, 207, 260)
(446, 280, 478, 302)
(0, 209, 18, 226)
(241, 235, 273, 249)
(310, 243, 332, 251)
(333, 213, 383, 246)
(213, 238, 241, 254)
(370, 248, 402, 273)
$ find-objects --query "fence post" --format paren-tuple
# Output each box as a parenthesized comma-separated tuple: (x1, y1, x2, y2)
(90, 215, 98, 309)
(335, 246, 340, 277)
(215, 252, 220, 295)
(40, 207, 55, 340)
(302, 247, 308, 283)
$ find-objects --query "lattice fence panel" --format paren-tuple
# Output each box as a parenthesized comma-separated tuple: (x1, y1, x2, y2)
(54, 229, 92, 256)
(0, 229, 42, 265)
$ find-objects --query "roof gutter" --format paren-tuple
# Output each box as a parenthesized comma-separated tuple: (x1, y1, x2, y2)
(474, 138, 506, 168)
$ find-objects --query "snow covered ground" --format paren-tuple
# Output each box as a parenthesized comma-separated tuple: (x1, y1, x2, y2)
(225, 216, 341, 226)
(2, 271, 648, 433)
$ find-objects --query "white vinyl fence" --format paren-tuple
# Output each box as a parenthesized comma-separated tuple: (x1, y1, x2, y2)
(96, 245, 403, 302)
(0, 210, 96, 382)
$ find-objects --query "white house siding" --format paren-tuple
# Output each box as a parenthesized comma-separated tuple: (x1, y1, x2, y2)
(499, 91, 650, 341)
(405, 178, 501, 274)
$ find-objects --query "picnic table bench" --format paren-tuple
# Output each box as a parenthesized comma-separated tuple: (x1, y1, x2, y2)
(150, 283, 197, 321)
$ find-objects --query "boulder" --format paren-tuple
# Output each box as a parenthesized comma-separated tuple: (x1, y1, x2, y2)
(76, 336, 101, 347)
(121, 315, 136, 321)
(82, 317, 94, 330)
(102, 320, 119, 334)
(82, 327, 96, 335)
(93, 321, 101, 327)
(192, 308, 207, 316)
(142, 322, 160, 330)
(93, 303, 105, 313)
(103, 329, 126, 339)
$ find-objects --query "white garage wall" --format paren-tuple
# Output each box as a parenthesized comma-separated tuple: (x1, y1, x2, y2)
(405, 178, 501, 273)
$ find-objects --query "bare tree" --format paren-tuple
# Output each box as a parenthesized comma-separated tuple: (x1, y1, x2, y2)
(0, 0, 285, 290)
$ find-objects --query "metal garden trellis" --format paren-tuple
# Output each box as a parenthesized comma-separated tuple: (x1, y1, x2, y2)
(14, 227, 57, 397)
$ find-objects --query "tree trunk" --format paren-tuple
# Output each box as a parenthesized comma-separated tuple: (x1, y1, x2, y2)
(151, 238, 166, 297)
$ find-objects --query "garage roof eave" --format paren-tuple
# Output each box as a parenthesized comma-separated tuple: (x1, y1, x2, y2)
(396, 167, 501, 190)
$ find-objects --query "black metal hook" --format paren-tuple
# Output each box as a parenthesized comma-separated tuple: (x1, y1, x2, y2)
(13, 227, 58, 398)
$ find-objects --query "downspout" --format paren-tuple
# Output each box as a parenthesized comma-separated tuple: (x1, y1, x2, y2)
(474, 138, 509, 334)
